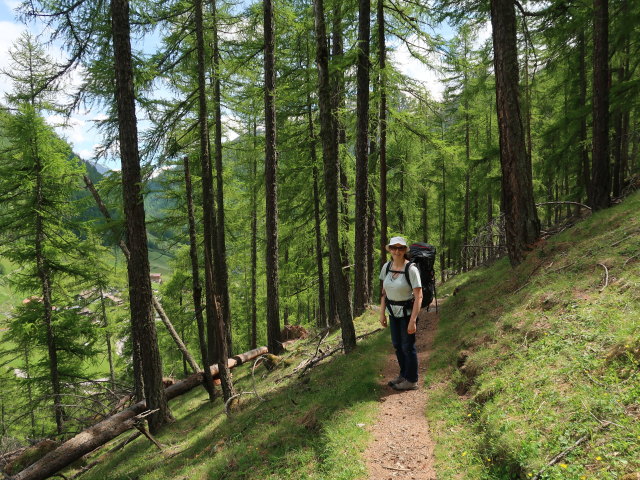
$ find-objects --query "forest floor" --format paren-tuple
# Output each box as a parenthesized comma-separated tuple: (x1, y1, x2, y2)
(365, 306, 438, 479)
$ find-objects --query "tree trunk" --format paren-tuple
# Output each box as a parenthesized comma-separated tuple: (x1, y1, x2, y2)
(99, 287, 116, 390)
(250, 120, 258, 349)
(590, 0, 610, 210)
(194, 0, 235, 402)
(33, 143, 64, 435)
(264, 0, 283, 355)
(366, 184, 376, 303)
(578, 30, 591, 204)
(183, 156, 216, 401)
(377, 0, 388, 271)
(307, 93, 328, 329)
(210, 0, 232, 355)
(110, 0, 172, 434)
(313, 0, 356, 352)
(353, 0, 370, 317)
(490, 0, 540, 265)
(422, 190, 428, 241)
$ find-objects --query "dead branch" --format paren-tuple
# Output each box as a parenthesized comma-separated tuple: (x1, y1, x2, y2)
(597, 263, 609, 292)
(250, 356, 266, 401)
(611, 228, 640, 247)
(531, 423, 611, 480)
(623, 253, 640, 267)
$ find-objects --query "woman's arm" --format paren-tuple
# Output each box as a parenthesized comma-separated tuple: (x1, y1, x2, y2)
(407, 287, 423, 334)
(380, 288, 387, 327)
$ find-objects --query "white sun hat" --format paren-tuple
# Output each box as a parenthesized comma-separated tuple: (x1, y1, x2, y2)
(386, 236, 408, 251)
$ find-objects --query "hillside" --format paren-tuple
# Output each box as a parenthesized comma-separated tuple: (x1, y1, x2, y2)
(428, 191, 640, 479)
(8, 192, 639, 480)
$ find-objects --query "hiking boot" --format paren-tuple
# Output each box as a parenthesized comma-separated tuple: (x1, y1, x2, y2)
(392, 379, 418, 391)
(387, 376, 404, 387)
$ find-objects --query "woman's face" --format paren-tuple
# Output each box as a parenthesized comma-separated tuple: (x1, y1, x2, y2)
(389, 244, 407, 258)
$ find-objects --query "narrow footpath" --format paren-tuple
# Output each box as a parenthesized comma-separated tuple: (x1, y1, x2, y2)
(364, 306, 439, 479)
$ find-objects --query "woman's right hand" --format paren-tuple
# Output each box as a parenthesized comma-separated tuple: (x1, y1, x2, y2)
(380, 314, 387, 327)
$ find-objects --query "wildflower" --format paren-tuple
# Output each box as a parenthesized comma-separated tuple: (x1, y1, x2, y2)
(462, 451, 467, 457)
(596, 456, 602, 461)
(560, 464, 568, 469)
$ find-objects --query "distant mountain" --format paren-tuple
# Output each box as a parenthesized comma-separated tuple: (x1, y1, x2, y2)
(94, 163, 110, 175)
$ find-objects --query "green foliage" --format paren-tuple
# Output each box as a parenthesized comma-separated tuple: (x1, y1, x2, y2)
(426, 191, 640, 479)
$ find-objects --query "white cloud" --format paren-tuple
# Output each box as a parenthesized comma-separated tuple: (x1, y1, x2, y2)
(78, 149, 94, 160)
(3, 0, 20, 13)
(46, 114, 86, 143)
(391, 36, 445, 101)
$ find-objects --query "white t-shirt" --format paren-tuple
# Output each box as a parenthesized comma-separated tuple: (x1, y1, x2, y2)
(380, 261, 422, 318)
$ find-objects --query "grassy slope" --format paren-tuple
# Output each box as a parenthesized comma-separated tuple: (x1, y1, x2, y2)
(427, 191, 640, 479)
(72, 312, 387, 480)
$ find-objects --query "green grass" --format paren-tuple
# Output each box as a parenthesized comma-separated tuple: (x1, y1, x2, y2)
(69, 311, 387, 480)
(426, 190, 640, 480)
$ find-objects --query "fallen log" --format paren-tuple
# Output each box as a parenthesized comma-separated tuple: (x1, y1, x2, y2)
(10, 347, 268, 480)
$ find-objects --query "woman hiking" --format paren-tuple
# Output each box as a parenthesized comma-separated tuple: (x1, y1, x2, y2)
(379, 236, 423, 391)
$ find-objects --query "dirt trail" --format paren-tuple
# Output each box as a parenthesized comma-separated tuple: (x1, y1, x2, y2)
(364, 306, 438, 480)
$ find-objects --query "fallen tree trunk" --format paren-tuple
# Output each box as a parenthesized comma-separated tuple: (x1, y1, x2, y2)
(83, 174, 201, 374)
(11, 347, 268, 480)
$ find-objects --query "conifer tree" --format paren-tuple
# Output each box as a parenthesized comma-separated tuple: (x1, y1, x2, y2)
(110, 0, 173, 432)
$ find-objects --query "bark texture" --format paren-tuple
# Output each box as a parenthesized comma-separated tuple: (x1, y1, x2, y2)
(264, 0, 283, 355)
(353, 0, 370, 317)
(313, 0, 356, 352)
(590, 0, 610, 210)
(194, 0, 235, 401)
(211, 0, 233, 354)
(490, 0, 540, 265)
(110, 0, 172, 433)
(183, 156, 215, 401)
(377, 0, 388, 270)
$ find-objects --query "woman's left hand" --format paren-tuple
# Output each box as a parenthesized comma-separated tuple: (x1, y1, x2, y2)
(407, 319, 417, 334)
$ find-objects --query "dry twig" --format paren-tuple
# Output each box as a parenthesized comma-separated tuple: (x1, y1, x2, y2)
(531, 423, 611, 480)
(382, 465, 411, 472)
(597, 263, 609, 292)
(611, 228, 640, 247)
(623, 253, 639, 267)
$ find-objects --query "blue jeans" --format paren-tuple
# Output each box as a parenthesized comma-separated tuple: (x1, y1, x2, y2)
(389, 316, 418, 383)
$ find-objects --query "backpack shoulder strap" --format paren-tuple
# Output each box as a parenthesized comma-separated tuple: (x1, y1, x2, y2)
(404, 262, 413, 289)
(385, 261, 392, 276)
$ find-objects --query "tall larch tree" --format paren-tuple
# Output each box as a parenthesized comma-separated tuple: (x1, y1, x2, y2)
(353, 0, 371, 316)
(211, 0, 233, 353)
(377, 0, 389, 271)
(489, 0, 540, 265)
(313, 0, 357, 352)
(110, 0, 173, 432)
(264, 0, 283, 355)
(194, 0, 236, 400)
(590, 0, 610, 210)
